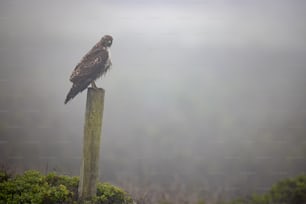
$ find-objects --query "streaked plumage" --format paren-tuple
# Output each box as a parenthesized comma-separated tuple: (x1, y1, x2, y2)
(65, 35, 113, 104)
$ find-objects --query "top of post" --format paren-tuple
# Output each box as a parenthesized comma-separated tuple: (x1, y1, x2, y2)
(88, 87, 105, 93)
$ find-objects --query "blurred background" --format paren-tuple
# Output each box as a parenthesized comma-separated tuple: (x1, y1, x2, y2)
(0, 0, 306, 202)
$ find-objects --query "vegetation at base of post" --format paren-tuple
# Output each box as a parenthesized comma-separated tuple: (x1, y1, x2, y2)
(1, 170, 306, 204)
(0, 170, 133, 204)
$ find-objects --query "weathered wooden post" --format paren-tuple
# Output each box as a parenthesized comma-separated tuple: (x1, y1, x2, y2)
(78, 88, 105, 201)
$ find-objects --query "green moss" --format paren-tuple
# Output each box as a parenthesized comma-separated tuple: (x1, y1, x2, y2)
(0, 170, 133, 204)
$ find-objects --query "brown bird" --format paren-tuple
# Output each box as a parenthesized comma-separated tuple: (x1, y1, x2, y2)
(65, 35, 113, 104)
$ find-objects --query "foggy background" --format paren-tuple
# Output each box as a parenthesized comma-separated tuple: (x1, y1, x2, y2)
(0, 0, 306, 202)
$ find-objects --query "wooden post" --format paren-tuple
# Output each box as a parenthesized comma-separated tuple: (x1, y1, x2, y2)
(78, 88, 105, 201)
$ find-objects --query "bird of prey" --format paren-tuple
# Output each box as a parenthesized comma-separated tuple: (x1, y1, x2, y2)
(64, 35, 113, 104)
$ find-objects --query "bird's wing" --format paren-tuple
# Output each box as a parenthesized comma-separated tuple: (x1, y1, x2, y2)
(70, 46, 109, 83)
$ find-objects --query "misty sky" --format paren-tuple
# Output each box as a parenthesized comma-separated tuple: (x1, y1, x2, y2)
(0, 0, 306, 200)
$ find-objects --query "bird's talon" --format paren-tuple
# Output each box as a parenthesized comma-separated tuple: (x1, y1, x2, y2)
(91, 81, 98, 89)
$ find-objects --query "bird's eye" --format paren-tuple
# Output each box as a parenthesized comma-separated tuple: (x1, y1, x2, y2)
(108, 40, 112, 44)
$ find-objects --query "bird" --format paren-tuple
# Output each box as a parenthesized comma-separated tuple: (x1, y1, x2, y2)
(64, 35, 113, 104)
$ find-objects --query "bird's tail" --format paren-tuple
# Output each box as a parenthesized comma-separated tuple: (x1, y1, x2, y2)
(64, 82, 90, 104)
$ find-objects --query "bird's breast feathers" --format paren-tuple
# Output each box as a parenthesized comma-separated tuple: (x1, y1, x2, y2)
(105, 47, 112, 68)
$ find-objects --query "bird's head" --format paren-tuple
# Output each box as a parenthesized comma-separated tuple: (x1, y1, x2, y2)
(101, 35, 113, 47)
